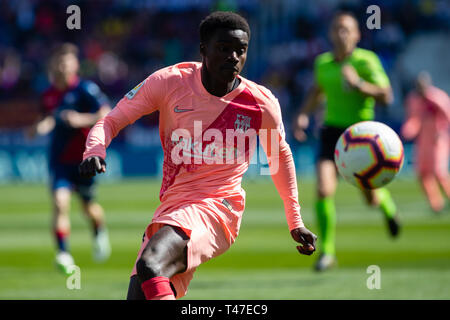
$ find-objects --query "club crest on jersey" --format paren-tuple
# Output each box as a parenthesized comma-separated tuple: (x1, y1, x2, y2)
(234, 114, 252, 133)
(125, 79, 146, 99)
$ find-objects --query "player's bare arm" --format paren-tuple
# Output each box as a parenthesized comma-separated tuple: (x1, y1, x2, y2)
(341, 64, 393, 105)
(26, 114, 56, 138)
(401, 95, 422, 140)
(61, 104, 111, 129)
(293, 83, 324, 142)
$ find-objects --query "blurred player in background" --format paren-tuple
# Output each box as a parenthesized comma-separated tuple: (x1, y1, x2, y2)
(80, 11, 316, 300)
(401, 71, 450, 213)
(27, 43, 112, 274)
(293, 11, 400, 271)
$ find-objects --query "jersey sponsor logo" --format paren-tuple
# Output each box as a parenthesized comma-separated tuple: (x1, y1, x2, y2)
(174, 106, 194, 113)
(125, 79, 146, 100)
(234, 114, 252, 132)
(170, 121, 258, 166)
(171, 135, 243, 164)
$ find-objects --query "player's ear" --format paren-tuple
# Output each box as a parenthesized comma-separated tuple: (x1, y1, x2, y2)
(355, 28, 361, 43)
(199, 43, 206, 56)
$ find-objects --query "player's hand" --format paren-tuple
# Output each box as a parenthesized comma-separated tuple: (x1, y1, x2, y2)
(79, 156, 106, 178)
(400, 120, 420, 141)
(24, 125, 37, 140)
(290, 227, 317, 256)
(341, 64, 361, 89)
(293, 113, 309, 142)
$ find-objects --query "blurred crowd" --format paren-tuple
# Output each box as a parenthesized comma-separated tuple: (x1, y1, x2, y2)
(0, 0, 449, 132)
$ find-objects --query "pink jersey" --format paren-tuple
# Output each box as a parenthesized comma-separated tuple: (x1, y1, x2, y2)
(402, 86, 450, 175)
(83, 62, 304, 241)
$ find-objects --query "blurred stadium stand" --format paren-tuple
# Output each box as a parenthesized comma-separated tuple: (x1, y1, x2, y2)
(0, 0, 449, 182)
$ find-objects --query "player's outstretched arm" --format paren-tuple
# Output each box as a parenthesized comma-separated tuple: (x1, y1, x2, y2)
(82, 73, 162, 163)
(79, 156, 106, 178)
(341, 64, 393, 105)
(26, 115, 56, 139)
(401, 93, 422, 140)
(60, 105, 111, 129)
(262, 137, 318, 256)
(260, 97, 317, 256)
(293, 83, 323, 142)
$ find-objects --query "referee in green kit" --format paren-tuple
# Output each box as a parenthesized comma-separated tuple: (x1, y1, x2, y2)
(294, 11, 400, 272)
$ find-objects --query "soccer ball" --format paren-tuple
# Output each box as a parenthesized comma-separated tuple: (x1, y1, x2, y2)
(334, 121, 404, 189)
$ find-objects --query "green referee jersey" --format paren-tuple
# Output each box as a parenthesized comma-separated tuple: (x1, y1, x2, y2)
(314, 47, 390, 128)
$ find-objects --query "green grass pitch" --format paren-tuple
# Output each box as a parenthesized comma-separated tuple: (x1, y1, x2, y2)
(0, 176, 449, 299)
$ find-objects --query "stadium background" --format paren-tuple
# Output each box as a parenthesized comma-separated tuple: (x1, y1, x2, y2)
(0, 0, 449, 300)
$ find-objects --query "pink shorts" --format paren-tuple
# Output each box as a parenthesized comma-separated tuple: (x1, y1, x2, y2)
(416, 136, 449, 176)
(130, 198, 241, 298)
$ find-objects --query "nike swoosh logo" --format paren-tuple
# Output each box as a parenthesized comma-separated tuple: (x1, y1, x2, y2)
(174, 106, 194, 113)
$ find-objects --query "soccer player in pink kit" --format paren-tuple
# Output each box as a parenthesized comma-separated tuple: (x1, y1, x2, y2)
(80, 11, 316, 300)
(401, 71, 450, 212)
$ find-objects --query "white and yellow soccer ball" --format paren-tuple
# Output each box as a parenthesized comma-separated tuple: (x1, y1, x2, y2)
(334, 121, 404, 189)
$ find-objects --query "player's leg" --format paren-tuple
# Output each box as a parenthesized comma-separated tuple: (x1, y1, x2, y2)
(76, 174, 111, 262)
(436, 172, 450, 201)
(419, 172, 444, 212)
(81, 200, 105, 233)
(360, 188, 400, 237)
(415, 143, 446, 212)
(315, 159, 338, 271)
(314, 126, 344, 271)
(434, 145, 450, 202)
(127, 275, 146, 300)
(81, 199, 111, 261)
(53, 187, 71, 251)
(52, 186, 75, 274)
(132, 225, 189, 300)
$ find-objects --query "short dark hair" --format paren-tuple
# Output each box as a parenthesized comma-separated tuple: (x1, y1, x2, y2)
(331, 10, 360, 28)
(48, 42, 79, 71)
(51, 42, 79, 59)
(199, 11, 251, 43)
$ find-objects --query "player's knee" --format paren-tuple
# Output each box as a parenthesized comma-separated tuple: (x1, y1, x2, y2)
(53, 190, 70, 214)
(136, 253, 162, 281)
(317, 190, 326, 198)
(418, 170, 431, 180)
(367, 197, 378, 207)
(363, 190, 378, 207)
(82, 201, 103, 217)
(53, 198, 69, 215)
(436, 172, 448, 181)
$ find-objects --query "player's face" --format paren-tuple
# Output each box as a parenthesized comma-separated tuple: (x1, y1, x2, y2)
(201, 28, 249, 84)
(50, 53, 79, 85)
(330, 15, 360, 54)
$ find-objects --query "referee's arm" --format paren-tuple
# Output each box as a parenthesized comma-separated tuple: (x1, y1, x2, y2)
(293, 83, 324, 142)
(341, 64, 393, 105)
